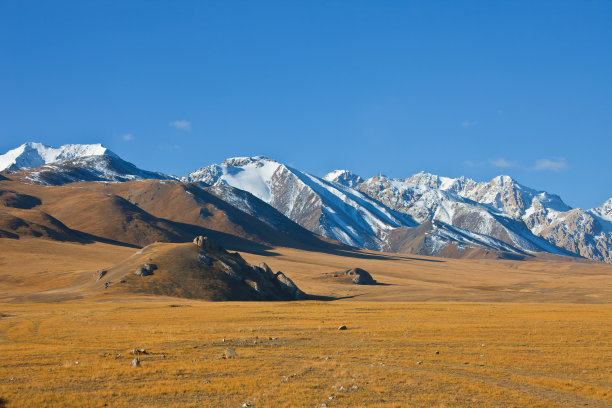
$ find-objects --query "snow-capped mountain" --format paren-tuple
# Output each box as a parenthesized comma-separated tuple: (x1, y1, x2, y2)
(0, 142, 170, 184)
(2, 142, 609, 263)
(184, 156, 564, 258)
(184, 156, 416, 250)
(326, 169, 611, 263)
(0, 142, 113, 171)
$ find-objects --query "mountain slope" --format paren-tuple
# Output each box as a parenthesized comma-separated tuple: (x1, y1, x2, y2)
(78, 179, 331, 250)
(184, 157, 415, 250)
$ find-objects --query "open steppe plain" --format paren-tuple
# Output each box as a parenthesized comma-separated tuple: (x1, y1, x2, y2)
(0, 238, 611, 407)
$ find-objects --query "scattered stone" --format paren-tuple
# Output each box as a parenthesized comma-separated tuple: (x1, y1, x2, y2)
(119, 280, 126, 284)
(351, 385, 359, 390)
(329, 395, 334, 400)
(131, 348, 148, 355)
(104, 281, 111, 289)
(338, 325, 347, 330)
(435, 351, 440, 355)
(95, 270, 107, 280)
(222, 348, 237, 359)
(115, 354, 121, 359)
(417, 361, 423, 365)
(481, 344, 486, 347)
(242, 402, 252, 407)
(325, 356, 331, 361)
(339, 386, 345, 392)
(74, 361, 79, 365)
(132, 358, 140, 367)
(203, 379, 210, 384)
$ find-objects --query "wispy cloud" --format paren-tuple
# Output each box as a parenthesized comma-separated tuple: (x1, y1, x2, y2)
(122, 133, 133, 141)
(489, 158, 518, 168)
(534, 158, 567, 171)
(169, 120, 191, 130)
(463, 160, 474, 167)
(462, 120, 478, 127)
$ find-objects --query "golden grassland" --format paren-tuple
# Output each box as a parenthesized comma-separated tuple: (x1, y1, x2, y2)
(0, 300, 610, 407)
(0, 238, 611, 406)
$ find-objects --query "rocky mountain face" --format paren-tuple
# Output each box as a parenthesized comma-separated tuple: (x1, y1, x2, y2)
(327, 170, 610, 263)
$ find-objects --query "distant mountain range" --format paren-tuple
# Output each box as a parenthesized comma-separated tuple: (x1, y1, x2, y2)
(1, 142, 610, 263)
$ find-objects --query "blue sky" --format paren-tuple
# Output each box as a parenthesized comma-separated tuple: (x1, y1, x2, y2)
(1, 1, 610, 208)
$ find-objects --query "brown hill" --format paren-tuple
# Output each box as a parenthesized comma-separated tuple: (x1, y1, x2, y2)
(0, 208, 82, 241)
(88, 236, 305, 301)
(71, 179, 334, 250)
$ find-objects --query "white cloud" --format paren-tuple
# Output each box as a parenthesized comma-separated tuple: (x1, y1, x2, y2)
(462, 120, 478, 127)
(122, 133, 133, 141)
(489, 158, 518, 168)
(534, 158, 567, 171)
(169, 120, 191, 130)
(463, 160, 474, 167)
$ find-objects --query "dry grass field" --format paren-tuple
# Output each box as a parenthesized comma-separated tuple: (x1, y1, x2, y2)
(0, 301, 610, 407)
(0, 238, 611, 406)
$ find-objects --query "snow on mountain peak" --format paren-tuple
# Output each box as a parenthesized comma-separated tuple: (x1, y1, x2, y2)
(491, 175, 516, 186)
(0, 142, 116, 172)
(323, 169, 364, 188)
(591, 198, 612, 221)
(221, 156, 274, 167)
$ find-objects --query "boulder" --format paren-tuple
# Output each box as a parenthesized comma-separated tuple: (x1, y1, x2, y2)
(133, 267, 152, 277)
(143, 263, 157, 273)
(276, 272, 305, 299)
(193, 235, 222, 252)
(258, 262, 276, 280)
(343, 268, 376, 285)
(94, 270, 107, 280)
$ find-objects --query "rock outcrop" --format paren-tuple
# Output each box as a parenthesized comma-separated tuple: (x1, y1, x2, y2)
(342, 268, 376, 285)
(94, 236, 307, 301)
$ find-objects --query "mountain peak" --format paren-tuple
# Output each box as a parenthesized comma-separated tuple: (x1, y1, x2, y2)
(323, 169, 364, 188)
(0, 142, 116, 172)
(221, 156, 274, 167)
(491, 175, 516, 186)
(592, 198, 612, 221)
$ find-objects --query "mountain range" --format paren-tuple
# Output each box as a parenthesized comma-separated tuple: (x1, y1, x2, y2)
(1, 142, 610, 263)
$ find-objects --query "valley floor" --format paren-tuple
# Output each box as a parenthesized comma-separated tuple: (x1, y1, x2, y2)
(0, 238, 611, 406)
(0, 301, 610, 407)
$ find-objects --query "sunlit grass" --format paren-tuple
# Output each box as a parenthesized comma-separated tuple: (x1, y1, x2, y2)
(0, 300, 610, 407)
